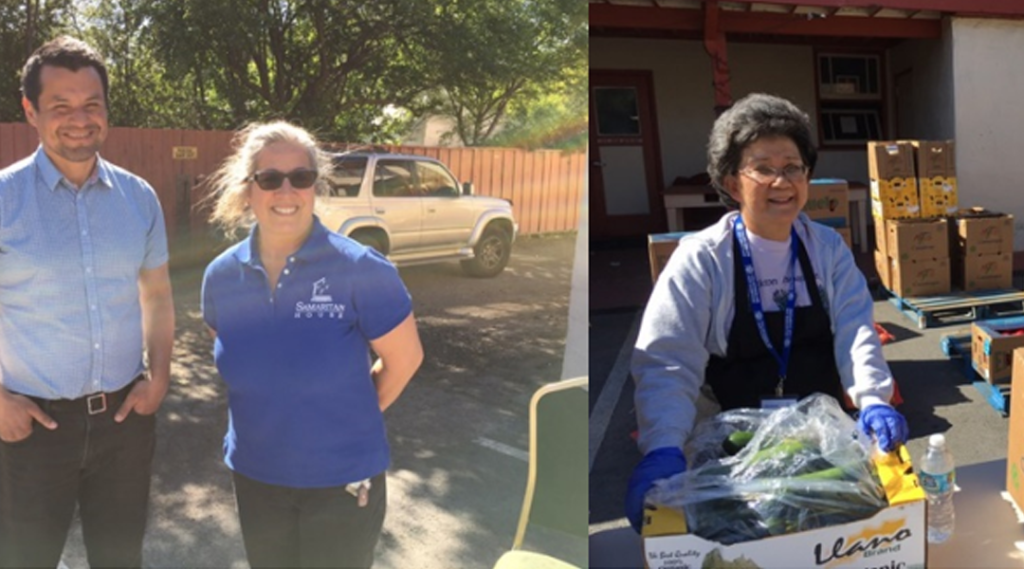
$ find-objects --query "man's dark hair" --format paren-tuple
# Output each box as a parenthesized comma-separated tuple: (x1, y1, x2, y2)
(21, 36, 109, 110)
(706, 93, 817, 209)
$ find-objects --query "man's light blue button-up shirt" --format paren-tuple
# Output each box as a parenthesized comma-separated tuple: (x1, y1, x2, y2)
(0, 147, 169, 399)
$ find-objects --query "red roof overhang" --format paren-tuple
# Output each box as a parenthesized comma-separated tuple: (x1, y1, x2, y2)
(763, 0, 1024, 17)
(590, 1, 1024, 42)
(590, 4, 939, 39)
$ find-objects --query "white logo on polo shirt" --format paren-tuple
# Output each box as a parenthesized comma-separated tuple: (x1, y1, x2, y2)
(294, 277, 346, 319)
(311, 277, 333, 302)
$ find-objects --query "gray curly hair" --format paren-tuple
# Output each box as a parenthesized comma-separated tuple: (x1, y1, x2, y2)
(706, 93, 817, 209)
(205, 120, 329, 237)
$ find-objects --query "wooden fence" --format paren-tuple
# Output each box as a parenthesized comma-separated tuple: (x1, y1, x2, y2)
(0, 123, 583, 240)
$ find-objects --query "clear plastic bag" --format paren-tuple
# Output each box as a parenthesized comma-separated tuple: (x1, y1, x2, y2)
(648, 393, 888, 545)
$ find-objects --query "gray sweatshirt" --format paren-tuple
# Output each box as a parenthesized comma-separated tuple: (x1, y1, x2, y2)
(632, 211, 893, 454)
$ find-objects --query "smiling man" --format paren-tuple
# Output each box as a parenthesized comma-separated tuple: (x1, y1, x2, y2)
(0, 37, 174, 568)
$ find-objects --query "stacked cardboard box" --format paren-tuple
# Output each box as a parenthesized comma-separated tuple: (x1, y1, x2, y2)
(949, 207, 1014, 291)
(867, 139, 972, 297)
(868, 139, 959, 221)
(803, 178, 851, 248)
(867, 141, 920, 221)
(874, 217, 951, 297)
(911, 140, 958, 218)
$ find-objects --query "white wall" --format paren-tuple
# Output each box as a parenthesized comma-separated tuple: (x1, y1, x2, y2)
(590, 37, 868, 187)
(950, 17, 1024, 249)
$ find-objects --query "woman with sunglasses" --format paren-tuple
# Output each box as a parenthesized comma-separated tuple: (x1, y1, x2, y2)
(624, 94, 908, 532)
(200, 121, 423, 567)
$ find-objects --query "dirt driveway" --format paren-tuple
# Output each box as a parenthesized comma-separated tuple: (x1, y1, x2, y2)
(57, 231, 579, 568)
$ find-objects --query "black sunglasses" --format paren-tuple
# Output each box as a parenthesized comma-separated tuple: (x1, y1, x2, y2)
(248, 168, 318, 191)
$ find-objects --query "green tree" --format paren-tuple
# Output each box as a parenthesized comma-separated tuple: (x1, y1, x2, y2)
(424, 0, 586, 146)
(142, 0, 435, 139)
(78, 0, 198, 128)
(0, 0, 75, 122)
(486, 63, 586, 150)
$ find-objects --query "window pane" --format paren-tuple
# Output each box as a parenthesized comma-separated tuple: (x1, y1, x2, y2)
(817, 53, 880, 99)
(374, 160, 417, 197)
(595, 87, 641, 136)
(416, 161, 460, 197)
(326, 156, 368, 197)
(820, 107, 882, 144)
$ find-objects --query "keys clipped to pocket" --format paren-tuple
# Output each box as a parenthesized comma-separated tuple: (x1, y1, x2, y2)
(345, 478, 371, 507)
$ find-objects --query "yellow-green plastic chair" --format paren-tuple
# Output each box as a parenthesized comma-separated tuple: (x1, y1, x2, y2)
(494, 376, 587, 569)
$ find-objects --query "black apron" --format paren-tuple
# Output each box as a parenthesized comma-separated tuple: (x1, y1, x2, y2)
(705, 235, 845, 410)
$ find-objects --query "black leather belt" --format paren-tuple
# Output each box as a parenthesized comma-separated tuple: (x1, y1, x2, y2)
(23, 375, 143, 416)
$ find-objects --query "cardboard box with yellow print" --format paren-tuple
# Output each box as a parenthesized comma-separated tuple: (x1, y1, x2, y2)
(642, 447, 926, 569)
(868, 142, 920, 220)
(870, 177, 921, 220)
(909, 140, 958, 218)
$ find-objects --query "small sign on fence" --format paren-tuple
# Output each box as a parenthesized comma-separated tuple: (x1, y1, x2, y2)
(173, 147, 198, 160)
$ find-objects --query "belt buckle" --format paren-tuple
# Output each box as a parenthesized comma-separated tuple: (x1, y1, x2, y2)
(86, 393, 107, 415)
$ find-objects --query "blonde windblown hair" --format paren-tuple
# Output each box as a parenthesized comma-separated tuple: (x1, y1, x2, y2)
(205, 121, 329, 237)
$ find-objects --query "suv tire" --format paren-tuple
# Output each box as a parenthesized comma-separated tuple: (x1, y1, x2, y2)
(352, 232, 386, 254)
(461, 228, 512, 278)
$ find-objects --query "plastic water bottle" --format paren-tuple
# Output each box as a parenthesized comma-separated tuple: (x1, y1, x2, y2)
(918, 433, 956, 543)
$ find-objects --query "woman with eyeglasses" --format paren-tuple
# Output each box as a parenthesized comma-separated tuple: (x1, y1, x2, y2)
(624, 93, 906, 532)
(200, 121, 423, 567)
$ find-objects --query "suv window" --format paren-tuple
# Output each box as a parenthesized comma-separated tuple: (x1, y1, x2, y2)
(373, 160, 418, 198)
(325, 156, 368, 197)
(417, 161, 461, 197)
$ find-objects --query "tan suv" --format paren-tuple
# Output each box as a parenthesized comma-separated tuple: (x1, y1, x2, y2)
(320, 152, 518, 277)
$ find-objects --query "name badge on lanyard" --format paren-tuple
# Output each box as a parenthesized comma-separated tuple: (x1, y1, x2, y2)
(760, 396, 799, 410)
(732, 217, 800, 408)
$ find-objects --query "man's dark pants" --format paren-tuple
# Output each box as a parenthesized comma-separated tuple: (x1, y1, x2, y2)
(233, 470, 387, 568)
(0, 382, 155, 568)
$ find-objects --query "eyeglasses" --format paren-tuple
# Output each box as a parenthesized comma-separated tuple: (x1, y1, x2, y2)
(740, 164, 809, 185)
(247, 168, 319, 191)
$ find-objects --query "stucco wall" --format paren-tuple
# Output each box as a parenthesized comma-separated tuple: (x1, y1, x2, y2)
(951, 17, 1024, 249)
(590, 37, 869, 187)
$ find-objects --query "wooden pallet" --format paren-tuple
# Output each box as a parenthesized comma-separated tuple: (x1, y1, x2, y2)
(940, 332, 1011, 416)
(886, 288, 1024, 329)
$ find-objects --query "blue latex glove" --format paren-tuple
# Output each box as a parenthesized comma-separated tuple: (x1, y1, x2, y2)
(625, 447, 687, 533)
(857, 404, 909, 453)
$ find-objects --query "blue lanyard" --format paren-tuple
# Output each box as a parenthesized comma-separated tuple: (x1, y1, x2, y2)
(733, 217, 799, 396)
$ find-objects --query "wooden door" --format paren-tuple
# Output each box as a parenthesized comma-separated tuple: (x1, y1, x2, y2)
(589, 70, 665, 239)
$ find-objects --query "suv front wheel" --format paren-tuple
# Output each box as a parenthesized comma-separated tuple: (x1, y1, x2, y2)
(461, 228, 512, 278)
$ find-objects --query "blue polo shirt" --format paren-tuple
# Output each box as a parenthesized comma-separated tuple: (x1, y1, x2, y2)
(201, 218, 413, 487)
(0, 147, 168, 399)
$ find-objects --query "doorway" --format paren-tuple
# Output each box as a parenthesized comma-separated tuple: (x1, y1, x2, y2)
(589, 70, 665, 240)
